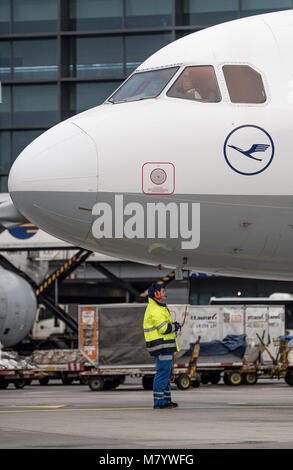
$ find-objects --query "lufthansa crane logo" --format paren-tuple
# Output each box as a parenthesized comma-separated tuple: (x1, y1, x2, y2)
(8, 223, 39, 239)
(224, 125, 274, 175)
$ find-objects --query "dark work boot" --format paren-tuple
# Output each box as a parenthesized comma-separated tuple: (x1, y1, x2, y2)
(154, 402, 173, 409)
(168, 402, 179, 408)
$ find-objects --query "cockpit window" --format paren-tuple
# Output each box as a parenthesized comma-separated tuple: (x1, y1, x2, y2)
(167, 66, 221, 102)
(223, 65, 266, 103)
(108, 67, 179, 103)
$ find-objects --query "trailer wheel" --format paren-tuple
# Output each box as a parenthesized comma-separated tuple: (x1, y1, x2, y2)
(39, 377, 49, 386)
(88, 375, 104, 391)
(244, 373, 257, 385)
(285, 370, 293, 386)
(0, 379, 8, 389)
(226, 372, 243, 386)
(14, 379, 26, 389)
(210, 373, 221, 385)
(176, 374, 191, 390)
(142, 376, 154, 390)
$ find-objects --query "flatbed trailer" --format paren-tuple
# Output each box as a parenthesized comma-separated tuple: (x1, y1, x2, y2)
(175, 336, 293, 387)
(80, 364, 201, 391)
(81, 342, 293, 390)
(0, 369, 35, 389)
(33, 362, 89, 385)
(178, 361, 288, 386)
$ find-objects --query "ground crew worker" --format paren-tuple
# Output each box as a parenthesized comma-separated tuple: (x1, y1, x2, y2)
(143, 282, 180, 409)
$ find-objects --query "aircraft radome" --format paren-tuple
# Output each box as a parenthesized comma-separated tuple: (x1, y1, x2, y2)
(7, 10, 293, 281)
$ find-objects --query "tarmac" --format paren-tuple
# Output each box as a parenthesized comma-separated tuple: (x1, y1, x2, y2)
(1, 377, 293, 449)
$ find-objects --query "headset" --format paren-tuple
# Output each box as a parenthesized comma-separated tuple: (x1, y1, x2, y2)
(154, 289, 161, 300)
(148, 282, 166, 300)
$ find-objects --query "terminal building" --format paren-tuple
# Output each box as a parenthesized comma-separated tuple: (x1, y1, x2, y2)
(1, 0, 293, 306)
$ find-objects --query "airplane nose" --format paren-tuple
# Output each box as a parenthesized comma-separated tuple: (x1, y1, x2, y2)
(9, 121, 98, 243)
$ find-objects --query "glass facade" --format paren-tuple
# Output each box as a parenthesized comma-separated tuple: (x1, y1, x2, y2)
(125, 0, 173, 28)
(0, 42, 10, 81)
(0, 1, 10, 35)
(0, 132, 11, 176)
(177, 0, 239, 26)
(65, 36, 123, 79)
(13, 39, 58, 81)
(241, 0, 291, 17)
(0, 86, 11, 127)
(65, 0, 123, 31)
(13, 85, 58, 126)
(0, 0, 292, 190)
(13, 0, 58, 33)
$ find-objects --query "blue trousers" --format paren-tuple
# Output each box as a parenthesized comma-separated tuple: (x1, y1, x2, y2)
(153, 353, 173, 406)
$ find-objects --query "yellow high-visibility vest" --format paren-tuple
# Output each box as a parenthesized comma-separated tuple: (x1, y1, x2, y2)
(143, 297, 179, 356)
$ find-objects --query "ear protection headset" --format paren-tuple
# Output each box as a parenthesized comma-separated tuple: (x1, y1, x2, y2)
(148, 282, 166, 300)
(154, 289, 161, 300)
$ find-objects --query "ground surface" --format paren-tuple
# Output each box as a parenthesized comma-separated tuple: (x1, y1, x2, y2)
(0, 378, 293, 449)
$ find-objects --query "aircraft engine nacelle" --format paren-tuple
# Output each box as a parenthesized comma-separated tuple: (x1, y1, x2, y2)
(0, 268, 37, 347)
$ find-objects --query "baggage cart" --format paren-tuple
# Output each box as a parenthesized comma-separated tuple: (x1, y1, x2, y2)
(0, 369, 35, 389)
(30, 349, 90, 385)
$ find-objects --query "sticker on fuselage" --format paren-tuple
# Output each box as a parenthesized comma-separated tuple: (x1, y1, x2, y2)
(142, 162, 175, 194)
(223, 125, 274, 175)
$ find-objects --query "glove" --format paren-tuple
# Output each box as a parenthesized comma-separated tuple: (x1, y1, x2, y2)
(173, 322, 180, 332)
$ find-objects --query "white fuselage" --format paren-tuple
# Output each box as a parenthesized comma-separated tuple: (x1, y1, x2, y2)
(8, 11, 293, 280)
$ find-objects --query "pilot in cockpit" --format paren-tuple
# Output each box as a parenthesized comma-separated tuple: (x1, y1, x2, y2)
(176, 70, 202, 101)
(168, 66, 221, 103)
